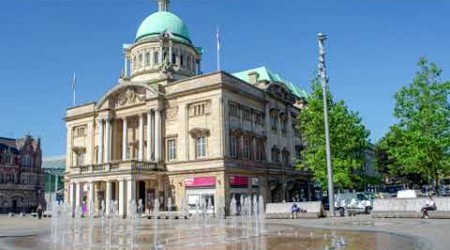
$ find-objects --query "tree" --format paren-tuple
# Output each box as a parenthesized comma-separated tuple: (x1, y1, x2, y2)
(297, 78, 370, 190)
(383, 57, 450, 193)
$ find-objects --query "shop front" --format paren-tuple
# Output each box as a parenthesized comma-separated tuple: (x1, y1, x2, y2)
(184, 176, 216, 214)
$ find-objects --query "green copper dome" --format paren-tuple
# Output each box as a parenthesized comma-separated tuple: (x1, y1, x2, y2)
(135, 11, 191, 43)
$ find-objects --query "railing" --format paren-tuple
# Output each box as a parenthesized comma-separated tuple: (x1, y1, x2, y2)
(73, 160, 163, 175)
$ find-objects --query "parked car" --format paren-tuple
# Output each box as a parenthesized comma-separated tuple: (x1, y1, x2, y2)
(396, 189, 423, 199)
(334, 192, 373, 216)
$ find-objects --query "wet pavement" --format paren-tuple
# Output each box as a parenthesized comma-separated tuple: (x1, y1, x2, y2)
(0, 214, 446, 249)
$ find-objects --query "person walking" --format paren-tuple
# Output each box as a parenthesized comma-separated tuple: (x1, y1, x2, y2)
(37, 204, 43, 219)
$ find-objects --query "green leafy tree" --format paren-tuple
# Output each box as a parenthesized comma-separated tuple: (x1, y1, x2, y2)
(383, 58, 450, 192)
(297, 78, 370, 190)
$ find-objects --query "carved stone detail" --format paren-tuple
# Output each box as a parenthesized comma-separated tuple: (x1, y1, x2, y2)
(117, 87, 145, 107)
(166, 106, 178, 120)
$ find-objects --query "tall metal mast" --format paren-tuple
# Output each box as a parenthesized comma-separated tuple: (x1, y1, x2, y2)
(318, 33, 334, 217)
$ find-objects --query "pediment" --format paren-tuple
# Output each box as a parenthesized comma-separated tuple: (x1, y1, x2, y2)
(95, 82, 158, 110)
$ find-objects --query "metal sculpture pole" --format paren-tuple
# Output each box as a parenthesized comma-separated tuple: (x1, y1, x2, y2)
(318, 33, 334, 216)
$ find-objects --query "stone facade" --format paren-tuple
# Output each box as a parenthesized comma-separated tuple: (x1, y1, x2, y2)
(0, 136, 44, 213)
(64, 1, 310, 217)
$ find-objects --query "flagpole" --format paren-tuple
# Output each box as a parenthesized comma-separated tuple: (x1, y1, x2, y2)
(72, 73, 76, 106)
(216, 26, 221, 71)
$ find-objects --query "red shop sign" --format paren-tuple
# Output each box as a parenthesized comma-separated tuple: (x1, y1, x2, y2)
(185, 177, 216, 187)
(230, 176, 248, 187)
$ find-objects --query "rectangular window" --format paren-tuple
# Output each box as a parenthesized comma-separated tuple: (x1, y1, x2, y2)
(196, 136, 206, 158)
(271, 116, 277, 131)
(255, 140, 261, 161)
(243, 109, 252, 121)
(230, 135, 237, 158)
(255, 113, 262, 124)
(229, 104, 239, 117)
(76, 153, 84, 166)
(145, 52, 150, 66)
(243, 137, 250, 159)
(168, 139, 177, 161)
(74, 126, 86, 137)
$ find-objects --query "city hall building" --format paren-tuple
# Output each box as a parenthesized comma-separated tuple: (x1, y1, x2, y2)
(65, 0, 310, 216)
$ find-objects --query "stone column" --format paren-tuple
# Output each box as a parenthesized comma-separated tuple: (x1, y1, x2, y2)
(122, 117, 128, 160)
(155, 109, 161, 162)
(252, 137, 257, 160)
(264, 105, 272, 162)
(146, 110, 152, 161)
(75, 182, 82, 207)
(287, 110, 294, 165)
(124, 58, 128, 77)
(98, 119, 104, 164)
(138, 113, 144, 161)
(126, 179, 136, 217)
(70, 182, 76, 213)
(89, 181, 94, 212)
(119, 179, 126, 217)
(104, 119, 111, 163)
(106, 181, 112, 215)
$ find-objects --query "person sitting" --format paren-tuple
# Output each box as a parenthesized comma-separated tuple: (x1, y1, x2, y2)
(421, 195, 437, 219)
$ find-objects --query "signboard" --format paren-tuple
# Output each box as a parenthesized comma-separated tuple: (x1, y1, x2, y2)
(251, 177, 259, 187)
(185, 177, 216, 188)
(230, 176, 248, 187)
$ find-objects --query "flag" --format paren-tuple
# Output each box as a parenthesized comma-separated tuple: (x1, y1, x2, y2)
(71, 73, 76, 91)
(216, 26, 220, 52)
(71, 72, 76, 106)
(216, 26, 221, 71)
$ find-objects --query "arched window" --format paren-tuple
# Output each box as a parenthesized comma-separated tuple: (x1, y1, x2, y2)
(180, 54, 184, 66)
(133, 56, 137, 70)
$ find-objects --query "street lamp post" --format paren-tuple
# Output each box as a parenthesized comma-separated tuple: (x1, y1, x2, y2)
(318, 33, 335, 216)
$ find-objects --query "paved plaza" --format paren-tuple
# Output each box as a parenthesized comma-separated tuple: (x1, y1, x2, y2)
(0, 215, 448, 249)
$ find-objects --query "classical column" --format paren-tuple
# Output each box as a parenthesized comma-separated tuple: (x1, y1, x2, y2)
(70, 182, 75, 213)
(138, 113, 144, 161)
(252, 137, 257, 160)
(89, 181, 94, 212)
(75, 182, 82, 207)
(105, 181, 112, 216)
(264, 105, 272, 162)
(146, 110, 152, 161)
(104, 119, 111, 162)
(122, 117, 128, 160)
(151, 110, 155, 160)
(287, 110, 294, 165)
(155, 109, 161, 162)
(98, 119, 104, 164)
(126, 179, 136, 217)
(124, 58, 128, 77)
(118, 179, 126, 217)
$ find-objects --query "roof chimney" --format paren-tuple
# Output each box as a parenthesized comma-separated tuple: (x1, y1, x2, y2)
(248, 71, 259, 85)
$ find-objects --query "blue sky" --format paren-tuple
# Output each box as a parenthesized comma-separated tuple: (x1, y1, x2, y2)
(0, 0, 449, 156)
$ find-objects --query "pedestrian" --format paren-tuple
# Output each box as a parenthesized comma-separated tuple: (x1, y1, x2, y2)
(291, 203, 301, 218)
(421, 195, 437, 219)
(37, 204, 43, 219)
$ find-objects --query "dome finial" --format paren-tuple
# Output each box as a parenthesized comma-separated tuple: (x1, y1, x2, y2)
(158, 0, 170, 12)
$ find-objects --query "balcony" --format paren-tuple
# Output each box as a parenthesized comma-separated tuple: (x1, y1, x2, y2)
(72, 160, 164, 175)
